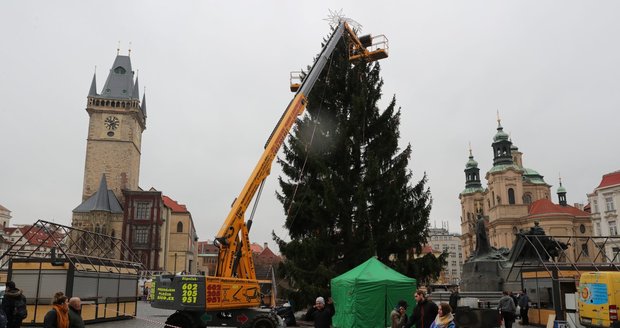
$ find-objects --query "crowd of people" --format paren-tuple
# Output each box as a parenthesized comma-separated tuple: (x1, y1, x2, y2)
(304, 287, 532, 328)
(0, 281, 85, 328)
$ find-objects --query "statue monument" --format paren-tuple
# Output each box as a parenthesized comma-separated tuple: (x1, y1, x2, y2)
(460, 215, 508, 291)
(460, 216, 569, 292)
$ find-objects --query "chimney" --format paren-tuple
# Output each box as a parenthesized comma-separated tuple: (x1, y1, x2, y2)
(264, 242, 268, 250)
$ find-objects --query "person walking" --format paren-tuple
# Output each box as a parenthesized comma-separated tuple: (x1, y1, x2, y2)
(498, 291, 516, 328)
(429, 302, 455, 328)
(404, 290, 439, 328)
(390, 300, 408, 328)
(68, 297, 84, 328)
(518, 290, 530, 325)
(304, 296, 335, 328)
(1, 281, 27, 328)
(43, 292, 69, 328)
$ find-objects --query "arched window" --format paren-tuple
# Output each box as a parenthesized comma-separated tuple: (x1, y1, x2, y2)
(508, 188, 516, 204)
(523, 193, 532, 204)
(114, 66, 127, 74)
(177, 221, 183, 233)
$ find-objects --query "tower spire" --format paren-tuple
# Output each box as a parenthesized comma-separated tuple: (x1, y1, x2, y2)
(491, 115, 513, 166)
(132, 72, 140, 99)
(93, 174, 111, 211)
(497, 110, 501, 127)
(557, 173, 567, 206)
(141, 91, 147, 118)
(463, 145, 482, 192)
(88, 70, 97, 97)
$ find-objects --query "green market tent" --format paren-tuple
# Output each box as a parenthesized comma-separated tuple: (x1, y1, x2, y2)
(331, 257, 417, 328)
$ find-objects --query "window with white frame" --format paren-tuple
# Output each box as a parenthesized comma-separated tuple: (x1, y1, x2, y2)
(610, 221, 618, 236)
(134, 227, 149, 245)
(593, 199, 599, 213)
(595, 222, 601, 236)
(136, 201, 151, 220)
(606, 197, 615, 211)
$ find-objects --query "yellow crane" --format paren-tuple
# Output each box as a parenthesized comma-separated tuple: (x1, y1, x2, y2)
(152, 19, 388, 328)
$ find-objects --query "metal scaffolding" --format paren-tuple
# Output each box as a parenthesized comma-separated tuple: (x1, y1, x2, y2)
(0, 219, 145, 272)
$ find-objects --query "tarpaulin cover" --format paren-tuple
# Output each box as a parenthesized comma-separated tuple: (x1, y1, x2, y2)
(331, 257, 416, 328)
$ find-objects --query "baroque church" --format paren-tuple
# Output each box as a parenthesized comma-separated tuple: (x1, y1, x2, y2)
(71, 53, 198, 273)
(459, 119, 592, 261)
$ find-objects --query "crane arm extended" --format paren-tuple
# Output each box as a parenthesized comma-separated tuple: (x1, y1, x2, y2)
(151, 20, 388, 318)
(213, 21, 388, 279)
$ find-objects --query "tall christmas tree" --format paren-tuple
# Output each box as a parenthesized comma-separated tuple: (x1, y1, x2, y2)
(274, 31, 437, 305)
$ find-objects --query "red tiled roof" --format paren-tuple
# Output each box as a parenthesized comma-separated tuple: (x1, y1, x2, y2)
(10, 225, 65, 248)
(528, 199, 590, 217)
(162, 195, 189, 213)
(597, 171, 620, 189)
(250, 242, 263, 254)
(257, 246, 281, 262)
(4, 227, 16, 234)
(583, 203, 591, 213)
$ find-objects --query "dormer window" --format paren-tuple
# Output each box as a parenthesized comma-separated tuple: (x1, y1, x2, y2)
(114, 66, 127, 74)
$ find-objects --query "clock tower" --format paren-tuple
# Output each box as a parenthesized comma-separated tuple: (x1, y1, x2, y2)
(81, 54, 146, 203)
(72, 53, 146, 240)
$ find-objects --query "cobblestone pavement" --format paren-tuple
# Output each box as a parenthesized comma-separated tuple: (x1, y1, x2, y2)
(23, 302, 175, 328)
(92, 302, 175, 328)
(23, 303, 548, 328)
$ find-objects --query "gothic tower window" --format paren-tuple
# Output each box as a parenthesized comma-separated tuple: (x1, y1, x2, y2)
(508, 188, 516, 205)
(114, 66, 126, 74)
(177, 221, 183, 233)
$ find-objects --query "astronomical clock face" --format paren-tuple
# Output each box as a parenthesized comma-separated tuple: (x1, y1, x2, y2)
(104, 116, 120, 130)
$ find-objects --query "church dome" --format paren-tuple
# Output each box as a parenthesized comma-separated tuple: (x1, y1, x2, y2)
(557, 185, 567, 193)
(493, 125, 509, 142)
(466, 155, 478, 169)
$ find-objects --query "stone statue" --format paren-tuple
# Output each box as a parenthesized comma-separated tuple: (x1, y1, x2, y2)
(474, 214, 491, 257)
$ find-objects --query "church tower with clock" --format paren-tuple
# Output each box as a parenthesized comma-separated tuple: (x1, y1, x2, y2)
(72, 52, 146, 238)
(82, 53, 146, 202)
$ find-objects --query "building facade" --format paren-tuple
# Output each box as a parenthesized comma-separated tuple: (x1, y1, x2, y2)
(428, 227, 463, 285)
(459, 120, 592, 261)
(588, 170, 620, 260)
(163, 196, 198, 274)
(122, 189, 164, 270)
(71, 53, 198, 272)
(197, 241, 219, 276)
(72, 53, 146, 242)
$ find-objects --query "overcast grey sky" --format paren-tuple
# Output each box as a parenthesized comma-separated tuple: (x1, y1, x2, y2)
(1, 1, 619, 252)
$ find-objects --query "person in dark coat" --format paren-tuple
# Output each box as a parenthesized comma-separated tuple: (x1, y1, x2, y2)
(405, 290, 439, 328)
(67, 297, 84, 328)
(518, 290, 530, 325)
(43, 292, 69, 328)
(304, 296, 335, 328)
(1, 281, 26, 328)
(448, 287, 460, 313)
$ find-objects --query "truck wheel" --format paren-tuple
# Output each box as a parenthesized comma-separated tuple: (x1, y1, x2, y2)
(166, 311, 196, 328)
(252, 318, 275, 328)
